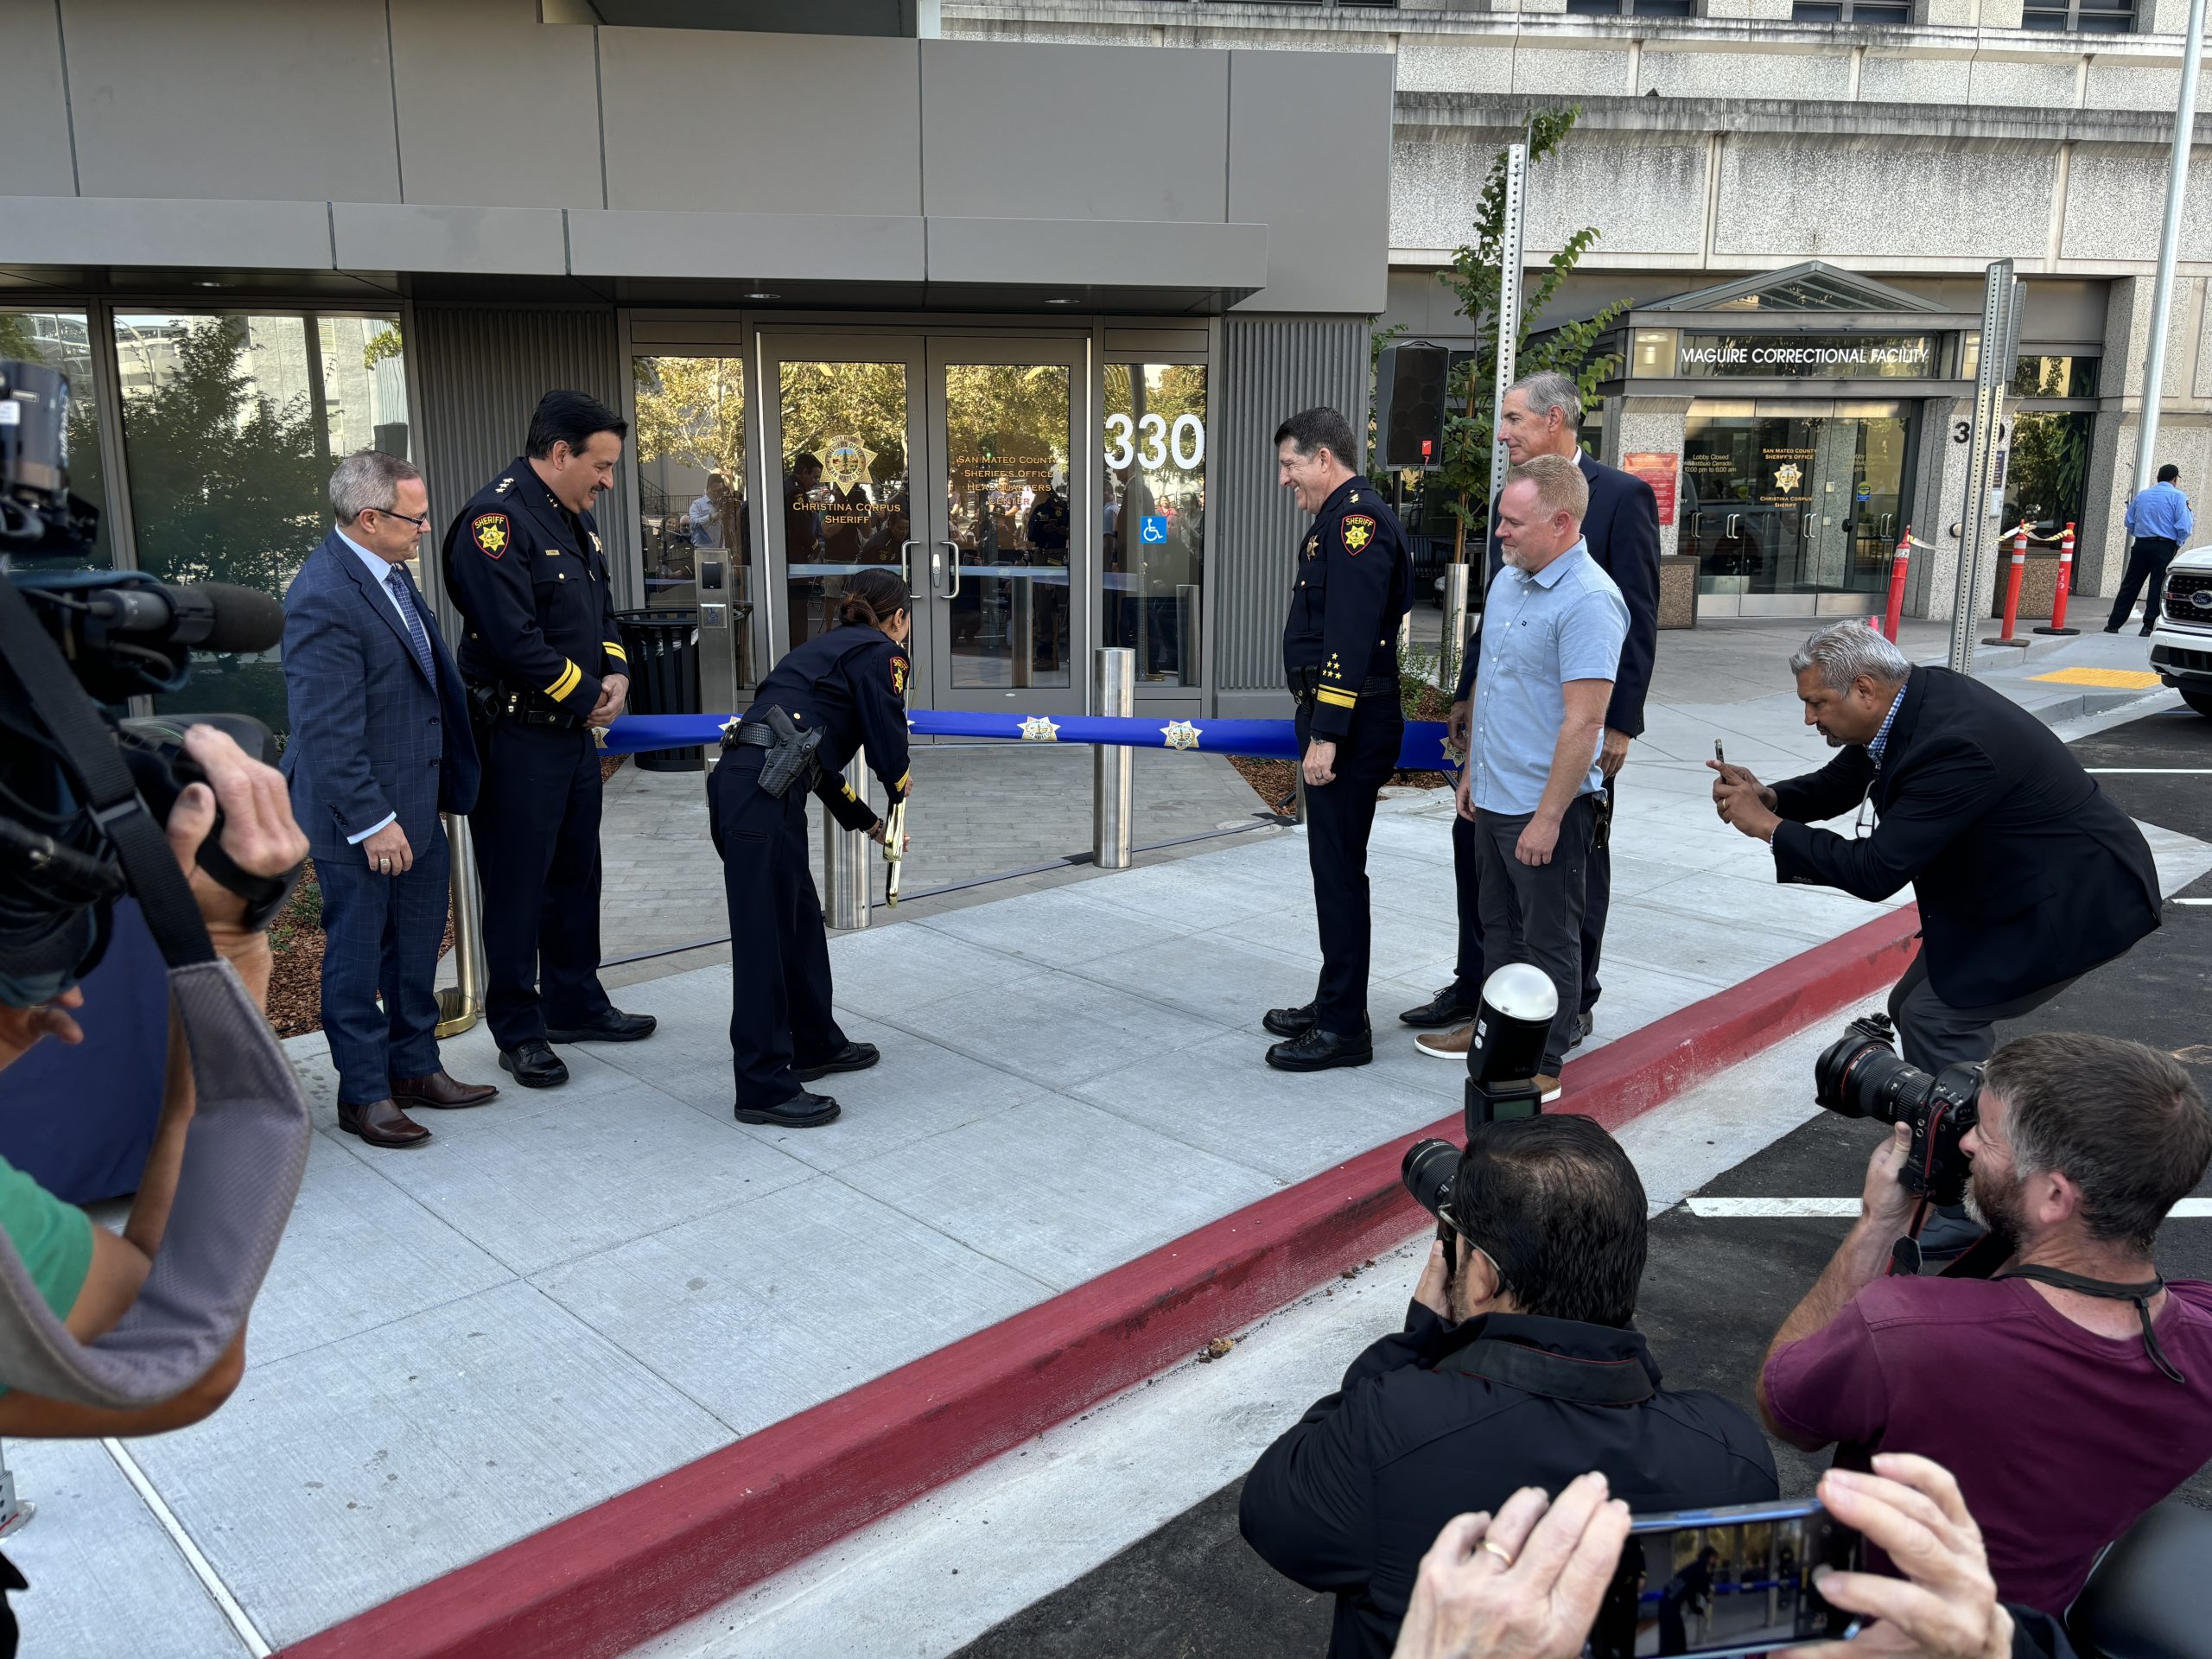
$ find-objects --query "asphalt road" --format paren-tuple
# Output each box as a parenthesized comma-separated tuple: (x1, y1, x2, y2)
(953, 705, 2212, 1659)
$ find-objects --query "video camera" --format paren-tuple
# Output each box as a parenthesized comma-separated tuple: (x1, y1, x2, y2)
(1815, 1013, 1982, 1206)
(1, 358, 293, 996)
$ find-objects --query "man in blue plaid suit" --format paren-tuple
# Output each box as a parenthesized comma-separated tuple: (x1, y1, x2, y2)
(283, 451, 498, 1148)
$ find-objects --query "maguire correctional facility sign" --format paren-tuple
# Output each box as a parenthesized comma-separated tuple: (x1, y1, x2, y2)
(1675, 334, 1939, 379)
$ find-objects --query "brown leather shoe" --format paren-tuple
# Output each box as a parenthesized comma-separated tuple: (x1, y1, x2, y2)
(390, 1070, 499, 1110)
(337, 1097, 431, 1148)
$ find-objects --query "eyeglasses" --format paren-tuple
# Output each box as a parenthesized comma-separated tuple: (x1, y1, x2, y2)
(372, 506, 433, 531)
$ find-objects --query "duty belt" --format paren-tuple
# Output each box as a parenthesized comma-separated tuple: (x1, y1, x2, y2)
(1288, 669, 1398, 701)
(468, 681, 587, 732)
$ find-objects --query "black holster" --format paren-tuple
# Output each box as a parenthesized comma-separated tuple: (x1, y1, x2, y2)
(733, 706, 823, 799)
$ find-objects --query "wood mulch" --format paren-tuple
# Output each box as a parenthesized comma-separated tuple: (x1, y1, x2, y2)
(1225, 674, 1455, 814)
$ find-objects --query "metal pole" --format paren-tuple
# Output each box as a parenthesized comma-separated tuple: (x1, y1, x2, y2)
(1488, 142, 1529, 514)
(434, 811, 484, 1039)
(821, 752, 872, 929)
(1950, 261, 2018, 673)
(1092, 646, 1135, 869)
(0, 1441, 32, 1539)
(1440, 563, 1471, 700)
(2138, 0, 2208, 496)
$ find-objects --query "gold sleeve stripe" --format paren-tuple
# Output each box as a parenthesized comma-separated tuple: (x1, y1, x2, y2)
(1315, 687, 1359, 709)
(603, 640, 628, 663)
(894, 770, 912, 793)
(544, 659, 583, 702)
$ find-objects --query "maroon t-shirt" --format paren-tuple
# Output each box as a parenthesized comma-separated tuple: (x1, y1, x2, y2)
(1764, 1275, 2212, 1613)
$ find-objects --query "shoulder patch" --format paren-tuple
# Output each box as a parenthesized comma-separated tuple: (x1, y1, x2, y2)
(1340, 514, 1377, 556)
(472, 512, 512, 558)
(889, 654, 910, 697)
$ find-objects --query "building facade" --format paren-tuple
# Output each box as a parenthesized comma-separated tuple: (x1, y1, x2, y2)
(949, 0, 2212, 624)
(2, 1, 1393, 726)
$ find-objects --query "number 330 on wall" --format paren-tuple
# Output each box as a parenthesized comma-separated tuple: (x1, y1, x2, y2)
(1104, 412, 1205, 471)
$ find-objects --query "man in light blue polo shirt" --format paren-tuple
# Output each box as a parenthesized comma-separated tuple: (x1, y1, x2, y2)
(1433, 454, 1628, 1090)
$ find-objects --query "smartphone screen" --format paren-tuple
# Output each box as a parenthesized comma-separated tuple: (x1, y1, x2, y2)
(1581, 1497, 1861, 1659)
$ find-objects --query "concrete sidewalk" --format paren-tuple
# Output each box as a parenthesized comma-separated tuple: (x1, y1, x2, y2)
(3, 623, 2194, 1657)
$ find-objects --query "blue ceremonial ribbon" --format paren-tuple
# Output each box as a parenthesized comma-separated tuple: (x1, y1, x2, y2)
(601, 710, 1457, 771)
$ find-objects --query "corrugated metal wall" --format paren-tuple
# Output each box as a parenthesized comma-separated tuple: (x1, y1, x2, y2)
(410, 306, 632, 627)
(1212, 315, 1370, 705)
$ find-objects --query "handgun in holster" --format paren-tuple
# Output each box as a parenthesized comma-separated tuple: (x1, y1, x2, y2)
(754, 706, 823, 800)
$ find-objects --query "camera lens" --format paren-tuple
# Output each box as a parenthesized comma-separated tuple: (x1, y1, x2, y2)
(1402, 1138, 1460, 1222)
(1815, 1031, 1934, 1128)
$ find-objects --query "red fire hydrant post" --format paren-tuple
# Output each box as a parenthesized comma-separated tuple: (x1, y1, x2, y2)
(2034, 521, 2081, 635)
(1982, 521, 2031, 647)
(1882, 529, 1911, 642)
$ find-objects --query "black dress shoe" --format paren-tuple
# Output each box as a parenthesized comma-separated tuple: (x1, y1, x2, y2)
(543, 1009, 658, 1044)
(794, 1041, 880, 1082)
(1266, 1024, 1374, 1072)
(735, 1090, 841, 1128)
(499, 1040, 569, 1089)
(1262, 1001, 1319, 1038)
(337, 1096, 431, 1148)
(1398, 985, 1476, 1029)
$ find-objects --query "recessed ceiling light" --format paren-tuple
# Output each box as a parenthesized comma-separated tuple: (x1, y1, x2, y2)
(1044, 297, 1076, 306)
(192, 280, 222, 289)
(744, 291, 779, 301)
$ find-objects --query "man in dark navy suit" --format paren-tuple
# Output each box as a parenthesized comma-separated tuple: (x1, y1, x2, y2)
(1403, 372, 1661, 1061)
(283, 451, 497, 1147)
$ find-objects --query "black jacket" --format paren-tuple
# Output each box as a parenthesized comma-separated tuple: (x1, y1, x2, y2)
(1239, 1304, 1777, 1659)
(1770, 666, 2160, 1007)
(1453, 451, 1662, 738)
(746, 622, 912, 832)
(442, 459, 624, 719)
(1281, 475, 1412, 741)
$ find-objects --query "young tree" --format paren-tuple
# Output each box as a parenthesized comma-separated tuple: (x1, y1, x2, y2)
(1436, 105, 1629, 559)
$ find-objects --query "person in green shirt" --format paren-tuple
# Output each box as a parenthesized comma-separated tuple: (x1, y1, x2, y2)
(0, 724, 304, 1437)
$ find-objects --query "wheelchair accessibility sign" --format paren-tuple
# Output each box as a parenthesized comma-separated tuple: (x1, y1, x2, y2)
(1140, 516, 1167, 544)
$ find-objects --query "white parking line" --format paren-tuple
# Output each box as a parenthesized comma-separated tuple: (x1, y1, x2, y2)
(1688, 1197, 2212, 1218)
(2176, 899, 2212, 906)
(2084, 768, 2211, 774)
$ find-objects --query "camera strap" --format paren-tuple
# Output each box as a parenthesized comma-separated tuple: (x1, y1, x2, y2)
(1995, 1265, 2184, 1385)
(0, 575, 311, 1409)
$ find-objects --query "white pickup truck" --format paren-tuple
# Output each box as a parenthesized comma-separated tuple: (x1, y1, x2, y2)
(2149, 544, 2212, 717)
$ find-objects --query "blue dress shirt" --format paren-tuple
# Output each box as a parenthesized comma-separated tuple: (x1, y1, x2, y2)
(2124, 480, 2193, 544)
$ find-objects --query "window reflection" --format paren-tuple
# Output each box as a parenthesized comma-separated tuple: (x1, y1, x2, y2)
(1103, 363, 1205, 686)
(114, 311, 404, 734)
(0, 310, 114, 571)
(633, 357, 749, 684)
(779, 361, 911, 652)
(944, 362, 1071, 691)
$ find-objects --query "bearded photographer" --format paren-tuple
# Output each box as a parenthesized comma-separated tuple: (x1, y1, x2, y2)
(1709, 623, 2159, 1076)
(1240, 1115, 1777, 1659)
(1758, 1032, 2212, 1618)
(0, 723, 306, 1436)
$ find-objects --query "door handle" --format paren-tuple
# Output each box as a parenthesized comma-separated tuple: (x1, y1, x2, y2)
(942, 539, 962, 601)
(1726, 513, 1742, 539)
(902, 539, 921, 602)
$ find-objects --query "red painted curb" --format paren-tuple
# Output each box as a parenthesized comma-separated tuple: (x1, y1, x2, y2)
(281, 906, 1922, 1659)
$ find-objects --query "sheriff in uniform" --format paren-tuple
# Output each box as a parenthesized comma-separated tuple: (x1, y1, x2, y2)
(1262, 407, 1410, 1072)
(442, 390, 658, 1089)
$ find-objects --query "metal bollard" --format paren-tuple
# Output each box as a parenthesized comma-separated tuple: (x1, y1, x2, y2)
(1093, 647, 1135, 869)
(1440, 563, 1471, 695)
(822, 751, 873, 929)
(434, 812, 485, 1039)
(0, 1441, 32, 1539)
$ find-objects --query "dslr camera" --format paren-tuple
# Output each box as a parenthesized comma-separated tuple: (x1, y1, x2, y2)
(1, 358, 294, 993)
(1815, 1012, 1982, 1206)
(1401, 962, 1561, 1228)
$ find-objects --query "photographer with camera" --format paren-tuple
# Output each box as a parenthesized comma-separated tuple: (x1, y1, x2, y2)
(1241, 1115, 1777, 1659)
(0, 724, 305, 1436)
(1761, 1032, 2212, 1617)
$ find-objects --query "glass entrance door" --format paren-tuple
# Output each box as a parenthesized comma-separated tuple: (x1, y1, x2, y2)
(1679, 402, 1915, 616)
(756, 334, 1088, 715)
(925, 341, 1083, 710)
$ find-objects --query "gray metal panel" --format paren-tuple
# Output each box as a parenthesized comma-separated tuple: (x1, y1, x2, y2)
(925, 217, 1267, 291)
(1228, 51, 1393, 316)
(0, 196, 333, 269)
(1213, 315, 1370, 695)
(389, 0, 604, 210)
(59, 0, 401, 203)
(599, 29, 922, 215)
(409, 307, 634, 627)
(567, 210, 926, 282)
(0, 0, 77, 194)
(332, 204, 568, 276)
(919, 40, 1230, 223)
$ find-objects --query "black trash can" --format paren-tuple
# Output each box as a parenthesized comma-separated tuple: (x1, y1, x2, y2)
(613, 608, 703, 773)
